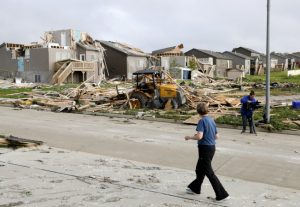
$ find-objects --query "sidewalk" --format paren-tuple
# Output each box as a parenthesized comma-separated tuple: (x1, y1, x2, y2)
(0, 146, 299, 207)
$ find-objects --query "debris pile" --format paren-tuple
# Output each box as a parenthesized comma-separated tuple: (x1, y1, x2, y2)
(0, 135, 43, 148)
(0, 75, 243, 114)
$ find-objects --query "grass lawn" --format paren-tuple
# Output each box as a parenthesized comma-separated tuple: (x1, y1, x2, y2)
(0, 88, 33, 98)
(215, 106, 300, 131)
(0, 84, 79, 98)
(244, 71, 300, 85)
(254, 87, 300, 96)
(244, 71, 300, 96)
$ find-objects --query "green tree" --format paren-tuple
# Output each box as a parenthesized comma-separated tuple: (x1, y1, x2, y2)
(188, 58, 197, 70)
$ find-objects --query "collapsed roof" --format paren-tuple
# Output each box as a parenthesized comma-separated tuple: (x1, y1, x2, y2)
(97, 40, 149, 57)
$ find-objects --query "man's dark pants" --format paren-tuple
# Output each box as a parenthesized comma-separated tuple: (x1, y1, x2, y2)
(188, 145, 229, 200)
(242, 114, 254, 133)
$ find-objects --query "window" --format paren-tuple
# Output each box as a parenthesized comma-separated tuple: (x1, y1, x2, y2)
(34, 74, 41, 83)
(80, 54, 86, 61)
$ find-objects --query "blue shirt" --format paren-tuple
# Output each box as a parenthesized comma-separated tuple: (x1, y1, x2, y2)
(240, 95, 257, 116)
(196, 116, 217, 146)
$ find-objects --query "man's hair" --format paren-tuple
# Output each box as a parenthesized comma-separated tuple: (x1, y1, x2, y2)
(197, 102, 209, 115)
(250, 90, 255, 96)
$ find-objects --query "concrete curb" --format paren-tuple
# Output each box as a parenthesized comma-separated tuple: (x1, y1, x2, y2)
(80, 111, 300, 136)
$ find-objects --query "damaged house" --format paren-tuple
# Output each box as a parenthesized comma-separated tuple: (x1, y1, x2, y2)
(185, 49, 232, 78)
(0, 29, 106, 84)
(96, 40, 150, 79)
(151, 44, 191, 80)
(270, 52, 295, 70)
(223, 51, 251, 75)
(152, 44, 184, 57)
(287, 53, 300, 68)
(152, 44, 188, 70)
(97, 40, 150, 79)
(232, 47, 261, 75)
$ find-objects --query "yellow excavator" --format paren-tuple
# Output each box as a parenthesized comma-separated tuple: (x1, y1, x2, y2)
(128, 69, 186, 109)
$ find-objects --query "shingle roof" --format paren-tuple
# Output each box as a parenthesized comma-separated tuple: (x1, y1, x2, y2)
(286, 53, 300, 59)
(189, 48, 231, 59)
(232, 47, 261, 54)
(76, 41, 100, 51)
(97, 40, 149, 57)
(152, 46, 176, 55)
(223, 51, 252, 59)
(270, 52, 288, 59)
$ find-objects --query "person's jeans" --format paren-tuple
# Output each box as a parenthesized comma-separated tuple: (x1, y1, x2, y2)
(188, 145, 229, 200)
(242, 114, 254, 132)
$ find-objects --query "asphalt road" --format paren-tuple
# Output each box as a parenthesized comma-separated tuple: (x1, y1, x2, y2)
(1, 106, 299, 190)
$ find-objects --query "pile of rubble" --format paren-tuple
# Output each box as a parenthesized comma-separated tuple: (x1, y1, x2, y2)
(0, 135, 43, 148)
(0, 76, 242, 115)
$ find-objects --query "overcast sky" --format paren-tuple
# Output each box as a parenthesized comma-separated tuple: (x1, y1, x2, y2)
(1, 0, 299, 53)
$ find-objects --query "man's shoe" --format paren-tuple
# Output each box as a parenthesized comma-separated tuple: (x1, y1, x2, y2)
(207, 195, 231, 202)
(241, 130, 246, 134)
(186, 188, 200, 195)
(215, 195, 231, 202)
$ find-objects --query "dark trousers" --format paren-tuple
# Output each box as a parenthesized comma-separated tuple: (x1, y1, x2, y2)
(242, 114, 254, 132)
(188, 145, 229, 200)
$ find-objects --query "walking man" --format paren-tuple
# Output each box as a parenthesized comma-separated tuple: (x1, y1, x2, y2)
(184, 102, 230, 202)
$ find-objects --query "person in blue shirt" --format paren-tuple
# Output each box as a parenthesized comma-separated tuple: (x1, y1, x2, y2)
(240, 90, 258, 134)
(184, 102, 230, 202)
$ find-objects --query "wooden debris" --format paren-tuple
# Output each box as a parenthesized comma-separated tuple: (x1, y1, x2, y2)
(0, 138, 9, 147)
(0, 135, 43, 148)
(164, 99, 173, 111)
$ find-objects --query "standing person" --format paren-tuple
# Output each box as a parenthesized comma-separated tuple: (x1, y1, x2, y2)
(184, 103, 230, 202)
(240, 90, 258, 134)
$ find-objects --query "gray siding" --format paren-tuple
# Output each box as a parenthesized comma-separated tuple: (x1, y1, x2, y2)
(185, 49, 213, 62)
(216, 59, 231, 77)
(223, 52, 245, 67)
(30, 48, 50, 72)
(127, 56, 148, 78)
(86, 51, 99, 61)
(77, 46, 86, 60)
(223, 52, 250, 72)
(0, 46, 18, 73)
(21, 48, 50, 82)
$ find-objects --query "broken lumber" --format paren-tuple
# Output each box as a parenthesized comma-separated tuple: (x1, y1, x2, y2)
(1, 136, 43, 148)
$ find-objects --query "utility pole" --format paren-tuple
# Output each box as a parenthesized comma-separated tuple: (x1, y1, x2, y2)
(265, 0, 271, 123)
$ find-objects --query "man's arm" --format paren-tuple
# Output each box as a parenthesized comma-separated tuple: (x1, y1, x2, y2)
(185, 131, 203, 140)
(240, 96, 248, 104)
(215, 133, 219, 140)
